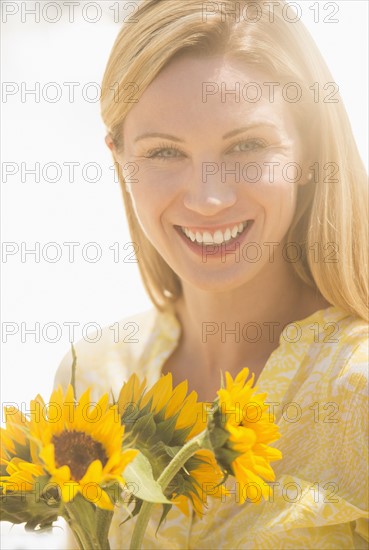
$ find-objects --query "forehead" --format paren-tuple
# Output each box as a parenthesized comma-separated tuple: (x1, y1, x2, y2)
(124, 55, 296, 135)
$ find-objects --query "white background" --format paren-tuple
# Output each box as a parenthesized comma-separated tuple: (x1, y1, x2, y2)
(1, 1, 368, 548)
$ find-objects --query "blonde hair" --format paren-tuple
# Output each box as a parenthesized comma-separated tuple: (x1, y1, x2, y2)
(101, 0, 368, 321)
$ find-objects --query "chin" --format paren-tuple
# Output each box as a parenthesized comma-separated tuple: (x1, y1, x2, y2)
(178, 266, 260, 293)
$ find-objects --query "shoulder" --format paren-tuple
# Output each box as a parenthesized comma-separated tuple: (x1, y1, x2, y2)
(280, 307, 368, 420)
(326, 312, 368, 400)
(282, 305, 368, 390)
(299, 306, 368, 392)
(328, 320, 369, 509)
(53, 307, 179, 400)
(278, 309, 368, 510)
(313, 311, 369, 444)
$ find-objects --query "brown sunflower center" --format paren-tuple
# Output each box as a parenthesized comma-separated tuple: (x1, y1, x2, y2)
(52, 430, 108, 481)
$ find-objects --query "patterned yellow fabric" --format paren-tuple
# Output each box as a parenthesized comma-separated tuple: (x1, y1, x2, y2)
(54, 305, 369, 549)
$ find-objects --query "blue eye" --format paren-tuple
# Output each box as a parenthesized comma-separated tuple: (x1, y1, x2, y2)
(143, 138, 267, 160)
(230, 139, 266, 153)
(145, 146, 182, 159)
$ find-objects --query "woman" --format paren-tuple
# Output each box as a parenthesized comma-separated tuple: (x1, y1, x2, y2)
(55, 1, 369, 548)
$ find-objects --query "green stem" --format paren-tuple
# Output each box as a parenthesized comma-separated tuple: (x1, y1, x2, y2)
(63, 505, 98, 549)
(129, 429, 209, 550)
(63, 508, 85, 550)
(63, 499, 112, 550)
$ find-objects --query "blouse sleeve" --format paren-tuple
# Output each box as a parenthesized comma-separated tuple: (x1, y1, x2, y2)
(334, 337, 369, 544)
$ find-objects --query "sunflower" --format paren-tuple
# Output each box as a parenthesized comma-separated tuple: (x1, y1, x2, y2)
(118, 372, 206, 441)
(117, 373, 222, 516)
(0, 457, 45, 493)
(212, 367, 282, 504)
(28, 384, 138, 510)
(0, 405, 58, 530)
(171, 450, 227, 517)
(1, 407, 32, 469)
(0, 404, 43, 493)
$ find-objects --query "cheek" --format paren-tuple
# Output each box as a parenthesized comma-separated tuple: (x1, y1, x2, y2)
(252, 181, 298, 243)
(241, 158, 299, 238)
(124, 161, 181, 195)
(223, 139, 304, 192)
(240, 155, 299, 201)
(125, 180, 174, 246)
(123, 161, 183, 219)
(244, 146, 303, 185)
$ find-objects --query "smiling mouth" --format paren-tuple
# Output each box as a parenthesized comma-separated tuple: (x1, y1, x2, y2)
(176, 220, 253, 246)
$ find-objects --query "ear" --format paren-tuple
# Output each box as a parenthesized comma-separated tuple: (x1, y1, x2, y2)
(105, 134, 132, 194)
(297, 160, 314, 187)
(105, 134, 115, 152)
(105, 134, 122, 168)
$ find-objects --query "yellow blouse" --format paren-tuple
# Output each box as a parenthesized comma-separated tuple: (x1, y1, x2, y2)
(54, 305, 369, 549)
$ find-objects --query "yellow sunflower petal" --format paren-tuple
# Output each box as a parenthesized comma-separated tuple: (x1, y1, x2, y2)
(118, 373, 147, 415)
(80, 459, 103, 485)
(4, 407, 29, 445)
(73, 387, 92, 430)
(141, 373, 173, 413)
(51, 465, 71, 483)
(231, 461, 267, 503)
(116, 449, 139, 473)
(92, 488, 114, 511)
(173, 494, 191, 516)
(165, 380, 188, 419)
(61, 481, 80, 502)
(39, 443, 57, 471)
(96, 393, 109, 415)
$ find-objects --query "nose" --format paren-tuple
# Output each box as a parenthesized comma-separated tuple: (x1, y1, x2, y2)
(183, 162, 237, 216)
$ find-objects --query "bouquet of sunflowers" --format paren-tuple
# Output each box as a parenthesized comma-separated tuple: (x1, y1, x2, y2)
(1, 347, 282, 549)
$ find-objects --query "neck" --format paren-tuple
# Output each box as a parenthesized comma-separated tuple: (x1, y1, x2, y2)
(171, 260, 329, 374)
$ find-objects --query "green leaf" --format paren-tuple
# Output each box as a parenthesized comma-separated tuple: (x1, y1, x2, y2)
(121, 397, 144, 426)
(95, 507, 114, 548)
(156, 503, 172, 535)
(12, 439, 31, 463)
(163, 444, 182, 459)
(155, 414, 179, 445)
(139, 442, 170, 480)
(132, 414, 157, 441)
(0, 486, 60, 529)
(24, 519, 54, 533)
(118, 498, 142, 527)
(215, 447, 240, 467)
(123, 453, 171, 504)
(170, 425, 194, 446)
(62, 493, 106, 550)
(185, 454, 212, 471)
(137, 397, 154, 418)
(209, 426, 230, 448)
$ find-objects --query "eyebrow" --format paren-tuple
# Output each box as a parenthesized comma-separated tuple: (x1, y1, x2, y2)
(134, 132, 184, 143)
(223, 123, 278, 139)
(134, 123, 278, 143)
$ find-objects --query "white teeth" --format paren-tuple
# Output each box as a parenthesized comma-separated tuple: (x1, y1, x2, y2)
(180, 220, 250, 245)
(224, 228, 232, 241)
(213, 230, 224, 244)
(202, 231, 214, 244)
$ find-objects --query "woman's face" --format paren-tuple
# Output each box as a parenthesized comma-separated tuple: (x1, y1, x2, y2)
(115, 55, 309, 291)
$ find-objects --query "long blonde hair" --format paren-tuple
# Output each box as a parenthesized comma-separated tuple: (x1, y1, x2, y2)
(101, 0, 368, 321)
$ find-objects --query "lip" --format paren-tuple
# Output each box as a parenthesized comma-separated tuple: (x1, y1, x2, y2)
(175, 220, 255, 259)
